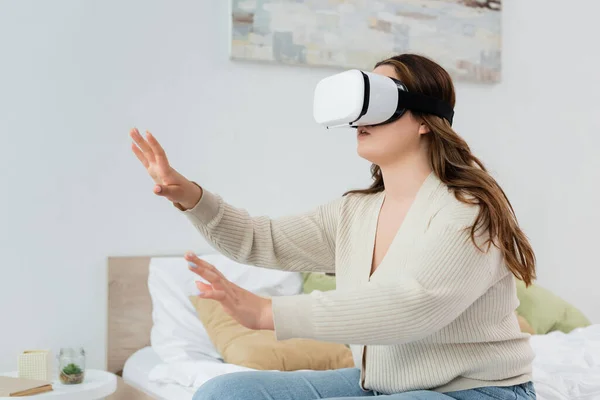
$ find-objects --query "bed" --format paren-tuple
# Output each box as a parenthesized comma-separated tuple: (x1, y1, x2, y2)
(107, 256, 600, 400)
(122, 346, 196, 399)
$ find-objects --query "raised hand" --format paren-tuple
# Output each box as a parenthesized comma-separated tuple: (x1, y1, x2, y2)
(130, 128, 202, 210)
(185, 252, 275, 331)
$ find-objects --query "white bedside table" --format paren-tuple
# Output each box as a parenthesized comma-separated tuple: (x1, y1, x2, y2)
(1, 369, 117, 399)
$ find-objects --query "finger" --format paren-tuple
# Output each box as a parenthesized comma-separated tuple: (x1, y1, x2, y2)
(185, 252, 227, 280)
(190, 263, 224, 288)
(145, 131, 169, 167)
(185, 251, 236, 301)
(195, 281, 228, 302)
(153, 184, 185, 199)
(131, 143, 149, 168)
(129, 128, 155, 162)
(187, 254, 235, 297)
(199, 290, 227, 301)
(196, 281, 213, 292)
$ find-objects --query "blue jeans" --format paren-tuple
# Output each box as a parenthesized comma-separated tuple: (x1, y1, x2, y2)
(193, 368, 536, 399)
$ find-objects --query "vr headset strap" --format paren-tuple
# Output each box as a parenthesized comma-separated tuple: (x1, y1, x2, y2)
(397, 90, 454, 125)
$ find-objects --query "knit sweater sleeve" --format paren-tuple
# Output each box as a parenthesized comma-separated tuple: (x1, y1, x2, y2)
(271, 206, 503, 345)
(181, 188, 342, 273)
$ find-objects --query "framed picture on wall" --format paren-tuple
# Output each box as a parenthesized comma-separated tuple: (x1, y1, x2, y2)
(230, 0, 502, 84)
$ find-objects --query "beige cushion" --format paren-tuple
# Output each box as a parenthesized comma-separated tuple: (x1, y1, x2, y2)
(189, 296, 354, 371)
(516, 312, 535, 334)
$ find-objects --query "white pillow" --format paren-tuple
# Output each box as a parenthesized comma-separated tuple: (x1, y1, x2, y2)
(148, 254, 303, 364)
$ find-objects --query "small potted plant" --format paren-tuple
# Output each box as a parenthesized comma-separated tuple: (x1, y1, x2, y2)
(59, 363, 84, 384)
(58, 347, 85, 385)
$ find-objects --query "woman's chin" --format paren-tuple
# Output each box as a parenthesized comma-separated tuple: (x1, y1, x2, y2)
(357, 144, 382, 164)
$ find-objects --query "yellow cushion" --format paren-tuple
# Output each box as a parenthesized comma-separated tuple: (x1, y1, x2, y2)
(189, 296, 354, 371)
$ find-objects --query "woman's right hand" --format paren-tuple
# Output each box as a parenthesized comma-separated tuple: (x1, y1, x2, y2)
(130, 128, 203, 210)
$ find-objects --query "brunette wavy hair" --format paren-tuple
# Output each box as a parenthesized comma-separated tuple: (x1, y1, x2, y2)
(346, 54, 536, 286)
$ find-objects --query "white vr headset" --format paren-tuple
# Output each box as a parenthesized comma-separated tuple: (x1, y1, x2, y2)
(313, 69, 454, 129)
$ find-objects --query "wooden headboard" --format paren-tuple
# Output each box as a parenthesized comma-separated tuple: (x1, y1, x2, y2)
(107, 256, 154, 374)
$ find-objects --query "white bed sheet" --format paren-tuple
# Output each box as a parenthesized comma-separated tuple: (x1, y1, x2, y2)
(124, 325, 600, 400)
(123, 346, 197, 400)
(123, 347, 255, 399)
(529, 325, 600, 400)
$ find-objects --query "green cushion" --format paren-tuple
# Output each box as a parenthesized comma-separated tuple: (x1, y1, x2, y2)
(301, 273, 592, 335)
(301, 272, 336, 294)
(301, 273, 350, 349)
(515, 279, 591, 335)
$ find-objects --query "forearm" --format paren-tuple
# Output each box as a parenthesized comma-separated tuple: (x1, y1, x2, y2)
(181, 187, 339, 273)
(271, 222, 500, 345)
(272, 276, 493, 345)
(174, 180, 204, 211)
(272, 283, 439, 345)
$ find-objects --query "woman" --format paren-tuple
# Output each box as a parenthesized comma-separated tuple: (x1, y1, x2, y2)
(130, 54, 537, 399)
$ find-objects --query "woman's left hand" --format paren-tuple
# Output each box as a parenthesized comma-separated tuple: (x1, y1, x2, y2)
(185, 252, 274, 331)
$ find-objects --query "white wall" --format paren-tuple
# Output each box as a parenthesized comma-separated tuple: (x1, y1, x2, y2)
(0, 0, 598, 372)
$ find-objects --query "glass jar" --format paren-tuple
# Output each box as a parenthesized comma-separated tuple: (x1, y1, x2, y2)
(58, 347, 85, 384)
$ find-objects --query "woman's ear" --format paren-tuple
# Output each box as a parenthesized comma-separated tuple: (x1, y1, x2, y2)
(418, 122, 431, 135)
